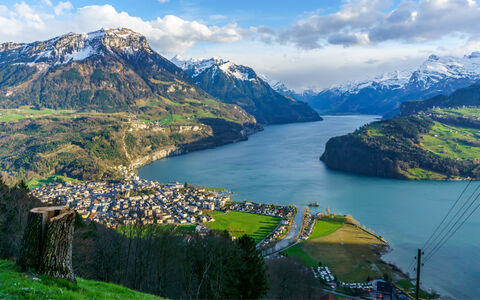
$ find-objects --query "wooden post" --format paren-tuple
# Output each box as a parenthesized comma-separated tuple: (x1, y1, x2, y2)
(18, 206, 76, 282)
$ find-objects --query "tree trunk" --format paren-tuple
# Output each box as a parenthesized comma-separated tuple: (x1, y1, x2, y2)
(18, 206, 76, 282)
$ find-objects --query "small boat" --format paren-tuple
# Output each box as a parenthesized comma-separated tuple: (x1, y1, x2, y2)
(308, 202, 320, 207)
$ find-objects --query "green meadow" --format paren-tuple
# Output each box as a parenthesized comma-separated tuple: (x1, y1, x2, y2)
(206, 211, 281, 243)
(421, 121, 480, 160)
(27, 175, 78, 189)
(0, 260, 163, 300)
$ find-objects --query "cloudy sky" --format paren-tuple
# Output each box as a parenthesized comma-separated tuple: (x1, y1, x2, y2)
(1, 0, 480, 91)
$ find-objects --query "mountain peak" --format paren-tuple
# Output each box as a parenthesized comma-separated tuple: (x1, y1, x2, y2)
(302, 51, 480, 115)
(0, 28, 152, 68)
(174, 56, 257, 82)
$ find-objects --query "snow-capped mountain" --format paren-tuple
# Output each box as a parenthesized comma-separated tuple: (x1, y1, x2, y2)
(258, 75, 300, 99)
(173, 57, 321, 124)
(173, 57, 257, 82)
(0, 29, 230, 112)
(0, 28, 154, 68)
(295, 52, 480, 116)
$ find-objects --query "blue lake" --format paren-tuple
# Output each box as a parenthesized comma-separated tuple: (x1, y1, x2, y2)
(139, 115, 480, 299)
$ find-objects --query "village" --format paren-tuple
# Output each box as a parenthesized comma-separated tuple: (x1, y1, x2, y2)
(31, 177, 416, 299)
(31, 176, 295, 244)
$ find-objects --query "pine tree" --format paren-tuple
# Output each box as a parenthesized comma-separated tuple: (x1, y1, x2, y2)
(236, 235, 268, 299)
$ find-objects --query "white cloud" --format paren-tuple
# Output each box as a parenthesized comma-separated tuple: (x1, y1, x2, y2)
(54, 1, 73, 15)
(158, 0, 169, 3)
(268, 0, 480, 49)
(0, 3, 244, 54)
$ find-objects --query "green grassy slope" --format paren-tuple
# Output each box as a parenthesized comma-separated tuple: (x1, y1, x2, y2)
(322, 108, 480, 180)
(206, 211, 280, 243)
(0, 260, 163, 300)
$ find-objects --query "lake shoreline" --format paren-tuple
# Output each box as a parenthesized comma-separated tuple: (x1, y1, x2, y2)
(138, 115, 478, 299)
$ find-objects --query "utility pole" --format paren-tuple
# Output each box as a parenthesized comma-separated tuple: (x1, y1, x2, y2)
(415, 248, 422, 300)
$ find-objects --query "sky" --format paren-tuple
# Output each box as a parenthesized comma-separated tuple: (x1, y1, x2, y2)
(1, 0, 480, 91)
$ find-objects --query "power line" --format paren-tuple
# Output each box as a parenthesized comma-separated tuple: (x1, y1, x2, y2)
(423, 183, 480, 253)
(425, 193, 480, 262)
(404, 183, 473, 277)
(421, 180, 472, 250)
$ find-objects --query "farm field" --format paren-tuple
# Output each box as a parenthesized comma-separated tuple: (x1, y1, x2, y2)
(420, 121, 480, 160)
(440, 107, 480, 118)
(206, 211, 281, 243)
(0, 260, 163, 300)
(283, 215, 398, 283)
(0, 107, 74, 122)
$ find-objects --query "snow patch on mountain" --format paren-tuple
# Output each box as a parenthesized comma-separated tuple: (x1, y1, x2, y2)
(0, 28, 151, 68)
(329, 52, 480, 95)
(173, 56, 257, 82)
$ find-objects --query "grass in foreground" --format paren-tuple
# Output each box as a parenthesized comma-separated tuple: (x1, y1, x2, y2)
(207, 211, 280, 243)
(0, 260, 163, 300)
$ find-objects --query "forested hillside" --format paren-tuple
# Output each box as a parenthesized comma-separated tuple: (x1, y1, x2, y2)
(321, 108, 480, 180)
(0, 29, 262, 183)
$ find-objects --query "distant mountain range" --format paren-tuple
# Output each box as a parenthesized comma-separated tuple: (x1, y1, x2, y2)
(400, 81, 480, 116)
(172, 57, 321, 124)
(271, 52, 480, 116)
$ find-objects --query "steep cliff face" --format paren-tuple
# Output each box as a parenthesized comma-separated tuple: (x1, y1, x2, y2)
(174, 57, 322, 124)
(321, 134, 409, 179)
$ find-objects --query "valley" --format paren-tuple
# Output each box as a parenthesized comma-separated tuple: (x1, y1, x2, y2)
(2, 1, 480, 299)
(0, 29, 321, 185)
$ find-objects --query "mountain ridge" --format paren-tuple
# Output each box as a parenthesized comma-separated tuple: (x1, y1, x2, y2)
(271, 52, 480, 116)
(0, 28, 263, 182)
(173, 56, 322, 124)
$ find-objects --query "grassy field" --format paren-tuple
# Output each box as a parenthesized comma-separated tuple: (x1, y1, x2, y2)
(27, 175, 78, 189)
(283, 215, 398, 283)
(309, 216, 345, 239)
(420, 121, 480, 160)
(206, 211, 281, 243)
(282, 216, 345, 266)
(405, 167, 447, 180)
(0, 260, 163, 300)
(439, 107, 480, 118)
(0, 107, 75, 122)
